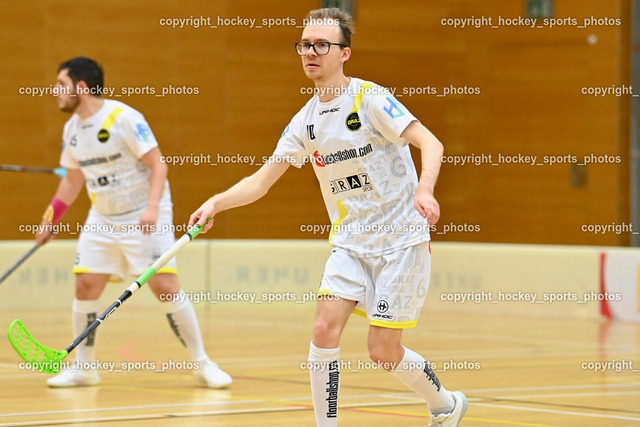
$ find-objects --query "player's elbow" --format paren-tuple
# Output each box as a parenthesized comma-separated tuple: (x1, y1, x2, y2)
(150, 159, 169, 178)
(419, 133, 444, 158)
(246, 163, 286, 200)
(406, 123, 444, 156)
(66, 168, 85, 188)
(250, 175, 273, 199)
(431, 137, 444, 157)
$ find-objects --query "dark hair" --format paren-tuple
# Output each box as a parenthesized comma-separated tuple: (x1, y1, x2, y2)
(58, 57, 104, 95)
(305, 8, 355, 47)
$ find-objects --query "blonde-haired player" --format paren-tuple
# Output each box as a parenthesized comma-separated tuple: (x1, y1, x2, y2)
(190, 8, 467, 426)
(36, 57, 231, 389)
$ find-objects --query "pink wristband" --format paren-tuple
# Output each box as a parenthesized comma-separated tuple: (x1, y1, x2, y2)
(43, 197, 69, 224)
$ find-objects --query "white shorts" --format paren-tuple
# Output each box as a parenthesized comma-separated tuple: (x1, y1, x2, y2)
(318, 241, 431, 329)
(74, 208, 177, 282)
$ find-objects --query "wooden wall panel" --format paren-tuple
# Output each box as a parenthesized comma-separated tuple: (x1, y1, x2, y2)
(0, 0, 630, 246)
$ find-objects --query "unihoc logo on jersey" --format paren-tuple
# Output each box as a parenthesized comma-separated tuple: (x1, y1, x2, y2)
(319, 107, 340, 115)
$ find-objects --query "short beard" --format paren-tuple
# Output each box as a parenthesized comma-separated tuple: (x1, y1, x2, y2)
(59, 90, 80, 113)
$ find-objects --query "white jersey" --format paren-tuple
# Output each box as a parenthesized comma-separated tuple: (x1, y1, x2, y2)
(60, 99, 171, 217)
(273, 78, 430, 256)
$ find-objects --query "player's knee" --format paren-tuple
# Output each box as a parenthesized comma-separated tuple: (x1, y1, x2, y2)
(312, 319, 333, 339)
(151, 284, 177, 299)
(148, 274, 180, 298)
(368, 343, 402, 369)
(312, 319, 342, 347)
(367, 347, 387, 366)
(75, 285, 95, 300)
(75, 275, 105, 299)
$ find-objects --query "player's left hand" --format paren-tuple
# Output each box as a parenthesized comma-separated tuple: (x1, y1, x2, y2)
(138, 207, 158, 234)
(414, 185, 440, 225)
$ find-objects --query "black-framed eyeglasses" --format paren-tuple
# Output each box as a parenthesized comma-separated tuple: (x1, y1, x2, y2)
(294, 41, 347, 56)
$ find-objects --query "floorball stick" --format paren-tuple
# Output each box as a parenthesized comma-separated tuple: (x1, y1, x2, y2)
(0, 164, 67, 179)
(0, 232, 55, 285)
(7, 220, 209, 374)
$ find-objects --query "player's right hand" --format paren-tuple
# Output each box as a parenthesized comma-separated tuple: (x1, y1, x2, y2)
(34, 221, 55, 246)
(189, 197, 216, 233)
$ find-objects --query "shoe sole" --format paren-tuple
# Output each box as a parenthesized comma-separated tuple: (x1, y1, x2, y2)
(204, 382, 232, 389)
(47, 380, 100, 388)
(453, 391, 468, 424)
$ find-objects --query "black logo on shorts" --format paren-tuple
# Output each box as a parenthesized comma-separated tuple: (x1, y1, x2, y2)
(97, 129, 110, 143)
(346, 112, 361, 131)
(377, 300, 389, 313)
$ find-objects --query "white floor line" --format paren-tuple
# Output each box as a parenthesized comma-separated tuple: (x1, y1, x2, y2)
(494, 390, 640, 399)
(0, 400, 263, 418)
(2, 383, 637, 424)
(463, 382, 639, 393)
(0, 399, 425, 426)
(472, 402, 640, 422)
(427, 330, 639, 352)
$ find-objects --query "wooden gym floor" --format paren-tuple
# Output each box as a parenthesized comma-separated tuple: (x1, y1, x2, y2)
(0, 299, 638, 426)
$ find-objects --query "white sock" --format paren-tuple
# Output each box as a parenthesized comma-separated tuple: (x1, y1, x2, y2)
(390, 346, 455, 415)
(162, 290, 207, 361)
(72, 298, 101, 364)
(308, 341, 340, 427)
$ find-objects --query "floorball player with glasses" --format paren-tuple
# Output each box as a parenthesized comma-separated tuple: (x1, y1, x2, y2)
(190, 8, 467, 426)
(35, 57, 231, 389)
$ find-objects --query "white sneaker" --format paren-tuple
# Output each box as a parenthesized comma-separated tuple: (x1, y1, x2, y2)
(428, 391, 468, 426)
(193, 358, 232, 389)
(46, 361, 101, 388)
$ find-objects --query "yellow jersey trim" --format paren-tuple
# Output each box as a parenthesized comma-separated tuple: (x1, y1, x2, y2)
(157, 267, 178, 275)
(73, 267, 119, 282)
(370, 319, 418, 329)
(353, 307, 418, 329)
(328, 82, 373, 245)
(351, 82, 374, 113)
(101, 107, 124, 130)
(353, 307, 367, 318)
(328, 199, 347, 245)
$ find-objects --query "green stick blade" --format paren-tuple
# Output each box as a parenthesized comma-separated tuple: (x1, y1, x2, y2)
(7, 319, 68, 374)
